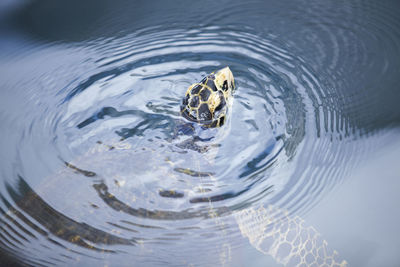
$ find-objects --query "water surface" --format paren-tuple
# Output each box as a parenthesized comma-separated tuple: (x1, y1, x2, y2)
(0, 0, 400, 266)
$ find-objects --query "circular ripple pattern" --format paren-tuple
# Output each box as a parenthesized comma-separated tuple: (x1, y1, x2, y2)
(1, 0, 400, 266)
(0, 26, 338, 266)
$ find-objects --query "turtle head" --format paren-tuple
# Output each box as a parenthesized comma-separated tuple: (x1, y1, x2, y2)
(181, 67, 235, 128)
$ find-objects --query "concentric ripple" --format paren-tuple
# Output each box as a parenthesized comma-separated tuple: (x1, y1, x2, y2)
(1, 0, 400, 265)
(0, 26, 341, 266)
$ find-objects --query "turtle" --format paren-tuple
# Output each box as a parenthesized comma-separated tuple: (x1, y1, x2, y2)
(3, 67, 347, 266)
(181, 66, 234, 128)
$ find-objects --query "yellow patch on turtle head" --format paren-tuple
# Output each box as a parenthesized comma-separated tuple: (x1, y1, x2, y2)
(208, 91, 221, 114)
(215, 66, 235, 92)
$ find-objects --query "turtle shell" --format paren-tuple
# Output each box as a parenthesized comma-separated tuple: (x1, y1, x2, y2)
(181, 74, 228, 128)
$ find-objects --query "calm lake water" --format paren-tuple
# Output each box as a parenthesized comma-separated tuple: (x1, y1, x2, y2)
(1, 0, 400, 266)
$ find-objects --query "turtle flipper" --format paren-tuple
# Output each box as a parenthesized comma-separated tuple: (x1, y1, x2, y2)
(175, 136, 209, 153)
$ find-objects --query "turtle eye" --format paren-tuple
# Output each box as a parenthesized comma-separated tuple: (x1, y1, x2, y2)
(222, 80, 228, 91)
(219, 115, 225, 126)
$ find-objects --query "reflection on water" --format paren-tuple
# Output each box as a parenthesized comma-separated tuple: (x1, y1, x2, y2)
(0, 0, 399, 266)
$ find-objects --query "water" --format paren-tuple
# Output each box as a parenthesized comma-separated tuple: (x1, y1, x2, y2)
(0, 0, 400, 266)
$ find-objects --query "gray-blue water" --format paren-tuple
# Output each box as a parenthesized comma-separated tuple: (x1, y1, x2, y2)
(1, 0, 400, 266)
